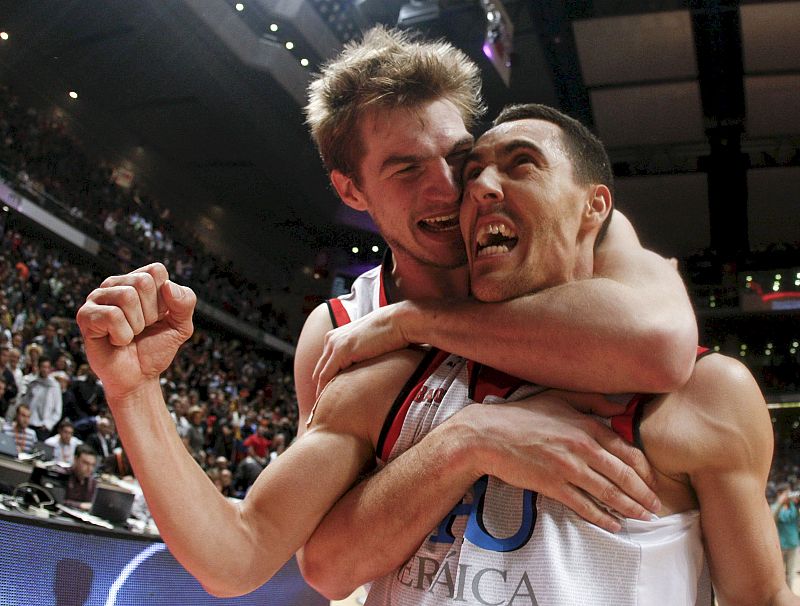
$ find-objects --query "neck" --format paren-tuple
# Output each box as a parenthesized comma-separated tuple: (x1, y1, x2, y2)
(386, 252, 469, 302)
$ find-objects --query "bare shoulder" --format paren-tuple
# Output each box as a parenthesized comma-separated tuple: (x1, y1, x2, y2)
(643, 353, 771, 476)
(294, 303, 335, 426)
(308, 348, 427, 446)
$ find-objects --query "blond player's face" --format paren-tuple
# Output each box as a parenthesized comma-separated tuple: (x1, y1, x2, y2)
(341, 98, 474, 270)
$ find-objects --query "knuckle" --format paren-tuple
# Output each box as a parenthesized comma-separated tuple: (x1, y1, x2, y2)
(601, 482, 621, 505)
(119, 286, 139, 306)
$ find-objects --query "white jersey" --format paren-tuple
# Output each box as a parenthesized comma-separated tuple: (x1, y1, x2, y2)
(366, 350, 713, 606)
(326, 254, 391, 328)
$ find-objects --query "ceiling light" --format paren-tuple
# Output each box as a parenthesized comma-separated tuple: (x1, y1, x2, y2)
(0, 32, 8, 41)
(351, 246, 359, 254)
(300, 58, 309, 67)
(371, 245, 379, 253)
(235, 3, 244, 11)
(270, 23, 279, 32)
(285, 41, 294, 50)
(68, 91, 78, 99)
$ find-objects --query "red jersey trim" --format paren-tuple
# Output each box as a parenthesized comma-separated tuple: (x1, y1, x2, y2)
(611, 345, 714, 446)
(377, 349, 451, 463)
(326, 298, 351, 328)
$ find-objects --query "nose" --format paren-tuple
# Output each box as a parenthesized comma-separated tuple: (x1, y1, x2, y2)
(465, 165, 504, 208)
(424, 158, 460, 202)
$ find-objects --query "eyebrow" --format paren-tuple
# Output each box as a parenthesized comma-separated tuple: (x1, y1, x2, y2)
(465, 137, 548, 166)
(379, 135, 474, 174)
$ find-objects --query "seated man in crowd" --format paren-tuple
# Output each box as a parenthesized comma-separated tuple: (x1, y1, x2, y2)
(63, 444, 97, 511)
(75, 103, 794, 604)
(1, 403, 36, 455)
(44, 419, 82, 465)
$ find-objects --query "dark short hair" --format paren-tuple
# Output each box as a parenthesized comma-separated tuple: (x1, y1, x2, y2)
(74, 444, 96, 459)
(493, 103, 614, 243)
(57, 419, 74, 431)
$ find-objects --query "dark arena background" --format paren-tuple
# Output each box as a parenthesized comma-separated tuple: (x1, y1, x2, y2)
(0, 0, 798, 604)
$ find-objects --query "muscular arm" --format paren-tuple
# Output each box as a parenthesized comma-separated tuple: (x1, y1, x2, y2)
(103, 378, 373, 596)
(652, 355, 796, 606)
(75, 264, 406, 597)
(315, 211, 697, 394)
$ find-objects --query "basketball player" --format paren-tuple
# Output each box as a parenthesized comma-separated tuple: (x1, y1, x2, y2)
(75, 103, 792, 603)
(293, 26, 694, 589)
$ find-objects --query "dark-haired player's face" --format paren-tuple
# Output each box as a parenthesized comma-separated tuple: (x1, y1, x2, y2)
(461, 119, 594, 302)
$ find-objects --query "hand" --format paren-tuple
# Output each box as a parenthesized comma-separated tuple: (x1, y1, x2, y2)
(76, 263, 196, 401)
(462, 393, 659, 533)
(313, 303, 409, 397)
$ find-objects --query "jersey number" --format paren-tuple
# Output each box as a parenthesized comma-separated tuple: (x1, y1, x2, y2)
(430, 476, 537, 553)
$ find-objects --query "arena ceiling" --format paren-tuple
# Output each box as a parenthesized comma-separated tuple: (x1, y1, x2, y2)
(0, 0, 798, 288)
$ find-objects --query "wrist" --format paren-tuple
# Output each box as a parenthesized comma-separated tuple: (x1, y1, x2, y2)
(396, 299, 435, 345)
(105, 377, 163, 411)
(435, 406, 491, 481)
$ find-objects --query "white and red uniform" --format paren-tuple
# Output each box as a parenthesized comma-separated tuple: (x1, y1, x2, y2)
(326, 254, 391, 328)
(364, 349, 713, 606)
(330, 260, 712, 605)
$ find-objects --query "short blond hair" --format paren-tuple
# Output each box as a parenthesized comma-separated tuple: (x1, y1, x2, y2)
(305, 26, 485, 179)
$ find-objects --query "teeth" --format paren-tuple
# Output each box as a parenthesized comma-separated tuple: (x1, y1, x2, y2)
(422, 213, 458, 225)
(476, 222, 517, 246)
(477, 244, 510, 257)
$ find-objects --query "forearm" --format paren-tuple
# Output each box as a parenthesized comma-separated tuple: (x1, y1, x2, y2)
(299, 412, 482, 598)
(108, 380, 261, 596)
(400, 276, 696, 393)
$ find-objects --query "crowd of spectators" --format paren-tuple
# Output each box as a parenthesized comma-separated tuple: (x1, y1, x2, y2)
(0, 82, 797, 523)
(0, 222, 298, 502)
(0, 84, 293, 343)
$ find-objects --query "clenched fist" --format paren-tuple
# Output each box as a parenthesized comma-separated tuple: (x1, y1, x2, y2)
(76, 263, 196, 401)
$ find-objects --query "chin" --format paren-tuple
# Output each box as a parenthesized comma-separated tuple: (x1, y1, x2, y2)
(470, 281, 511, 303)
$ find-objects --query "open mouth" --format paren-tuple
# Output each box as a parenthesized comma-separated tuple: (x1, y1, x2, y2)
(419, 212, 460, 232)
(476, 222, 518, 257)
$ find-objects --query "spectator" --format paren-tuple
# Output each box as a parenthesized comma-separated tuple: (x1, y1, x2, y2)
(64, 444, 97, 510)
(242, 421, 270, 463)
(772, 482, 800, 589)
(184, 405, 205, 455)
(44, 419, 82, 465)
(85, 416, 118, 461)
(0, 347, 19, 417)
(66, 364, 104, 423)
(21, 356, 62, 440)
(102, 446, 133, 480)
(34, 323, 65, 361)
(7, 348, 24, 404)
(2, 403, 36, 454)
(232, 445, 263, 498)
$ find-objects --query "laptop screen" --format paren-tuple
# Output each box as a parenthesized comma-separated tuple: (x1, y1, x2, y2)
(90, 484, 135, 524)
(0, 433, 18, 458)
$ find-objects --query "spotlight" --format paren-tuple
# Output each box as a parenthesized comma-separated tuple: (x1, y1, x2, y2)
(285, 41, 294, 50)
(351, 246, 359, 254)
(300, 58, 309, 67)
(371, 245, 379, 253)
(235, 3, 244, 11)
(0, 32, 8, 41)
(68, 91, 78, 99)
(270, 23, 278, 32)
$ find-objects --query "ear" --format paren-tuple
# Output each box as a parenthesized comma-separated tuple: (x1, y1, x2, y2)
(330, 169, 368, 212)
(583, 184, 612, 230)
